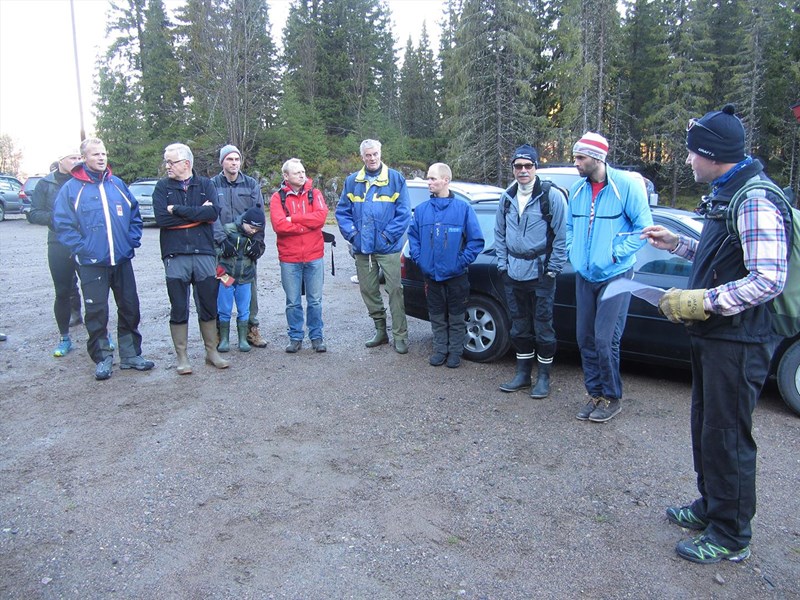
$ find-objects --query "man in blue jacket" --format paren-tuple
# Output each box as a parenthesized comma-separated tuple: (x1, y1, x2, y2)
(336, 139, 411, 353)
(495, 144, 568, 398)
(53, 138, 154, 381)
(408, 163, 484, 368)
(566, 132, 652, 422)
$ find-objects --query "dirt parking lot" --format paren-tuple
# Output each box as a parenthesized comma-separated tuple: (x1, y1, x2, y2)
(1, 214, 799, 599)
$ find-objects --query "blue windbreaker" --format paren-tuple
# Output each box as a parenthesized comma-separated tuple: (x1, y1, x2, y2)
(408, 194, 485, 282)
(566, 166, 653, 282)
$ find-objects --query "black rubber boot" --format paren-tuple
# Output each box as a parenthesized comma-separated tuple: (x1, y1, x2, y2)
(499, 356, 533, 392)
(530, 362, 551, 398)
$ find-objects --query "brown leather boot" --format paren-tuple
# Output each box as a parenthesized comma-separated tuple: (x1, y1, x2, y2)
(246, 324, 267, 348)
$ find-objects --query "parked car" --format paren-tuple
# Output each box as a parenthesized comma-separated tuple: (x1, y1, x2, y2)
(128, 178, 158, 224)
(19, 175, 44, 216)
(537, 165, 659, 205)
(405, 178, 504, 209)
(0, 175, 24, 221)
(401, 201, 800, 417)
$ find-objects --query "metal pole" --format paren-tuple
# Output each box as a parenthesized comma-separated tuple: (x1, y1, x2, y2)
(69, 0, 86, 141)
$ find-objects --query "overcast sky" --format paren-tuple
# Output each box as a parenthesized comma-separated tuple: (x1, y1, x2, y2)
(0, 0, 444, 176)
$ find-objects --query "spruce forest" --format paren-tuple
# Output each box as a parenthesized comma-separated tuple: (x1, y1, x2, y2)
(95, 0, 800, 205)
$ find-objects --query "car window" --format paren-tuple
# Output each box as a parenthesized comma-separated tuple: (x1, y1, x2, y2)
(634, 241, 692, 278)
(475, 208, 496, 250)
(539, 173, 579, 193)
(406, 186, 429, 210)
(129, 184, 155, 200)
(0, 179, 21, 192)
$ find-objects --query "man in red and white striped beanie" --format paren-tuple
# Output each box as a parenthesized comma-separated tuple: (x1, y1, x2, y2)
(572, 132, 609, 163)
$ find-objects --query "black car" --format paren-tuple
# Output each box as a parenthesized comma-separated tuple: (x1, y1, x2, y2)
(0, 175, 24, 221)
(401, 201, 800, 417)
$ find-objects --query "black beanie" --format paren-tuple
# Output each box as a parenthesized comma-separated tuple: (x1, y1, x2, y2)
(510, 144, 539, 167)
(241, 207, 265, 229)
(686, 104, 746, 164)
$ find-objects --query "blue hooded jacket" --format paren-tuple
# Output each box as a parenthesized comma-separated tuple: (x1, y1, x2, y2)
(53, 164, 142, 266)
(408, 194, 485, 282)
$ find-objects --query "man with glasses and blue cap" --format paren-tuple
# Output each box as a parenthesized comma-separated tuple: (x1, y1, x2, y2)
(495, 144, 567, 398)
(644, 104, 789, 564)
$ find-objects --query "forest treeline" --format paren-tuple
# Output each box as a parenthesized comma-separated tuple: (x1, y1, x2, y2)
(95, 0, 800, 205)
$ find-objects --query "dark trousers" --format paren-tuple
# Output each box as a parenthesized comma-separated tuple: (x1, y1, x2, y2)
(78, 260, 143, 363)
(425, 273, 470, 356)
(164, 255, 218, 324)
(505, 275, 557, 359)
(687, 335, 776, 551)
(48, 241, 81, 335)
(574, 269, 632, 400)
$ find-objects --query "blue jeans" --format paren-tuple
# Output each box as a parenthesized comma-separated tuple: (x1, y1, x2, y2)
(217, 282, 252, 323)
(280, 259, 324, 341)
(575, 269, 633, 400)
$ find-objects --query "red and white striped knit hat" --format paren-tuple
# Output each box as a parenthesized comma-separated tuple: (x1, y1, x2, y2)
(572, 132, 609, 162)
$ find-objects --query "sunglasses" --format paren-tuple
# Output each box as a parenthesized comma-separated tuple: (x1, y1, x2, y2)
(513, 163, 535, 171)
(686, 118, 724, 140)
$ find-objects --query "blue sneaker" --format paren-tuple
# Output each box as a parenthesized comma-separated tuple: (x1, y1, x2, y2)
(53, 336, 72, 357)
(676, 534, 750, 564)
(666, 505, 708, 530)
(95, 356, 113, 381)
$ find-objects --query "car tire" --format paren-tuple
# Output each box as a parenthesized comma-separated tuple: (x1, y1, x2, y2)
(777, 338, 800, 417)
(0, 202, 5, 221)
(463, 295, 511, 363)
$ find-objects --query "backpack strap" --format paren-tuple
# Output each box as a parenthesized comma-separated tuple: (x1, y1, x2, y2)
(725, 179, 790, 240)
(279, 187, 315, 217)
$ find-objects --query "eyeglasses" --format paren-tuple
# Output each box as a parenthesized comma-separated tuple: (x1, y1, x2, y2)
(163, 159, 188, 167)
(686, 118, 724, 140)
(513, 163, 535, 171)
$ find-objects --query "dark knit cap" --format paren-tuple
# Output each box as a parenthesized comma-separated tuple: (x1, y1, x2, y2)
(686, 104, 746, 163)
(241, 207, 265, 229)
(510, 144, 539, 167)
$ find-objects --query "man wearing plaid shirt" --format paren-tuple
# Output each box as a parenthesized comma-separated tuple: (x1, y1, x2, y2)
(644, 104, 789, 565)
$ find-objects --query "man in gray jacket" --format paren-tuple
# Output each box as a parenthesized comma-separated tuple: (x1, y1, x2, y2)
(211, 145, 267, 348)
(495, 144, 568, 398)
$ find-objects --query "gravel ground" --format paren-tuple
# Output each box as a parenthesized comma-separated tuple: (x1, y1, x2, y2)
(1, 215, 799, 599)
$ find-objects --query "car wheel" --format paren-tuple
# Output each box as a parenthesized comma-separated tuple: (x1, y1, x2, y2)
(463, 295, 510, 363)
(0, 202, 5, 221)
(777, 339, 800, 417)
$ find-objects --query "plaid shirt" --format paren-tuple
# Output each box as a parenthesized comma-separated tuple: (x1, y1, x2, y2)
(673, 195, 788, 316)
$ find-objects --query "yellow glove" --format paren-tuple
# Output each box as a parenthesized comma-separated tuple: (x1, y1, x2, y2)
(658, 288, 710, 323)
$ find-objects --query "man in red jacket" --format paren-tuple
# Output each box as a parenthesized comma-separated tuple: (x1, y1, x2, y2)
(270, 158, 329, 353)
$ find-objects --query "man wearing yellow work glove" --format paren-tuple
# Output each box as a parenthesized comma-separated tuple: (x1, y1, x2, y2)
(658, 288, 709, 323)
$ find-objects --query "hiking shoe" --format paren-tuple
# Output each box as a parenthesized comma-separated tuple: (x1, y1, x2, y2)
(95, 356, 113, 381)
(576, 396, 602, 421)
(285, 339, 302, 353)
(666, 505, 708, 531)
(394, 338, 408, 354)
(120, 355, 155, 371)
(311, 338, 327, 353)
(429, 352, 447, 366)
(247, 325, 268, 348)
(446, 354, 461, 368)
(676, 534, 751, 564)
(589, 397, 621, 422)
(53, 336, 72, 357)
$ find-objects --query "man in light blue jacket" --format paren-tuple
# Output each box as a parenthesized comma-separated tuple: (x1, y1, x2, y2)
(566, 133, 652, 422)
